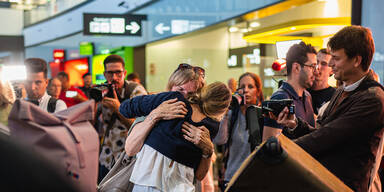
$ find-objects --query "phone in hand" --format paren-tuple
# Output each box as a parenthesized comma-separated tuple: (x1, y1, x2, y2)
(65, 90, 78, 98)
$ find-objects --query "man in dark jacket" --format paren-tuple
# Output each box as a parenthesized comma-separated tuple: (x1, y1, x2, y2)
(276, 26, 384, 191)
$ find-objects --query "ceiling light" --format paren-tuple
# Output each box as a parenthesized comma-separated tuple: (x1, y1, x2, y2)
(240, 28, 249, 33)
(250, 22, 260, 28)
(229, 27, 238, 33)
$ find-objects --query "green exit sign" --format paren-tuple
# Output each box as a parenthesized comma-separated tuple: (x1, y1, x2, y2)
(79, 42, 94, 55)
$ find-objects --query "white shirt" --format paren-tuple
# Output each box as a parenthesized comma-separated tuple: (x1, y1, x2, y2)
(343, 75, 366, 92)
(130, 144, 195, 192)
(27, 92, 67, 113)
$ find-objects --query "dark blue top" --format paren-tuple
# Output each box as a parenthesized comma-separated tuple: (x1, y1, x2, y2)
(119, 91, 220, 170)
(264, 82, 315, 129)
(308, 86, 336, 115)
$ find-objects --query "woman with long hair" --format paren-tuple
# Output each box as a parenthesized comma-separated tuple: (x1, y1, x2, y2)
(120, 80, 231, 192)
(215, 72, 264, 190)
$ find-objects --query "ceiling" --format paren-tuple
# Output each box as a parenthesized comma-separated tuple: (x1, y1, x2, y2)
(0, 0, 51, 10)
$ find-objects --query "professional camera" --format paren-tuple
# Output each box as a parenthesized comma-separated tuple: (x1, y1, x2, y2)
(89, 84, 114, 102)
(261, 99, 295, 117)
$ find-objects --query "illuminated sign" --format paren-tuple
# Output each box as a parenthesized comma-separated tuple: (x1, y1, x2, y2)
(83, 13, 146, 36)
(79, 42, 94, 56)
(154, 19, 206, 36)
(53, 49, 65, 61)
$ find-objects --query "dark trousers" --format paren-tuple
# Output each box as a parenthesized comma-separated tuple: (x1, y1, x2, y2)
(98, 164, 110, 184)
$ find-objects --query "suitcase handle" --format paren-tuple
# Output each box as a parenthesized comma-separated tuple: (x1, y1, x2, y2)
(257, 136, 287, 164)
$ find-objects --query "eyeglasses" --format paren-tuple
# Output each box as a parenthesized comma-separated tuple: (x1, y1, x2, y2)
(302, 64, 317, 72)
(176, 63, 205, 79)
(105, 70, 124, 77)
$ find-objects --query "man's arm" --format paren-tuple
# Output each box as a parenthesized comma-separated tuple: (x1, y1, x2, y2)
(262, 126, 283, 142)
(262, 92, 289, 141)
(296, 95, 383, 157)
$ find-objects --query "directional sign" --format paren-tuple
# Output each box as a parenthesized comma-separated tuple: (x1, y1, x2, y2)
(151, 16, 210, 37)
(155, 23, 170, 34)
(83, 13, 146, 36)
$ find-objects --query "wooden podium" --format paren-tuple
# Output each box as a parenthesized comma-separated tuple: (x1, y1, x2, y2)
(225, 135, 352, 192)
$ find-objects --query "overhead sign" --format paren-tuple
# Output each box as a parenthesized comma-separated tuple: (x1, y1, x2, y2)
(151, 16, 209, 37)
(83, 13, 146, 36)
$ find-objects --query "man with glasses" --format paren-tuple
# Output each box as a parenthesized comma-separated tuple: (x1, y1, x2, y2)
(274, 25, 384, 192)
(98, 55, 147, 181)
(262, 41, 317, 141)
(308, 49, 336, 115)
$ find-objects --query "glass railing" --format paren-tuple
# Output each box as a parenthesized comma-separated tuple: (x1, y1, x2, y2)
(24, 0, 89, 27)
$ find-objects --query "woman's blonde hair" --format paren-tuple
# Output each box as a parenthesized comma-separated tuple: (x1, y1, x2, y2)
(166, 68, 199, 91)
(0, 80, 16, 108)
(189, 82, 231, 120)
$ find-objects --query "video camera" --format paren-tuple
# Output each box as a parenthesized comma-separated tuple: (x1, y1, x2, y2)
(261, 99, 295, 117)
(89, 84, 114, 102)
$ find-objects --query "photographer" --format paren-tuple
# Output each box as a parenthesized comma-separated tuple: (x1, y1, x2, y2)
(214, 72, 264, 190)
(262, 42, 316, 141)
(274, 26, 384, 191)
(97, 55, 147, 182)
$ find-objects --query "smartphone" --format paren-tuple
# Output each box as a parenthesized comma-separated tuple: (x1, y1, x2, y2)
(65, 90, 78, 98)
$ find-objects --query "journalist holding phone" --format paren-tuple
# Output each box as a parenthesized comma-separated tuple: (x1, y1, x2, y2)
(214, 72, 264, 191)
(57, 71, 88, 108)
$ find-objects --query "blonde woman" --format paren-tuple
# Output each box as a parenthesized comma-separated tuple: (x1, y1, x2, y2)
(120, 82, 231, 192)
(0, 80, 16, 125)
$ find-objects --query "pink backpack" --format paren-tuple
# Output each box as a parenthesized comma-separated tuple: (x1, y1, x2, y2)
(8, 100, 99, 192)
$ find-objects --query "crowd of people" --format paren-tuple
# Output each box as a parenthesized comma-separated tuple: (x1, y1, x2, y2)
(0, 25, 383, 192)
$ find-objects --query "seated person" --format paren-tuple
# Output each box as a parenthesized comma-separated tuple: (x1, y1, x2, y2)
(119, 82, 231, 192)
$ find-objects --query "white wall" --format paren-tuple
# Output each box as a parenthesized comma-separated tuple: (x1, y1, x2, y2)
(0, 8, 23, 35)
(145, 27, 256, 93)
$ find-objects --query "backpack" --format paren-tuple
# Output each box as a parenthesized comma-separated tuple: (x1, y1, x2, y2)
(8, 100, 99, 192)
(47, 97, 58, 113)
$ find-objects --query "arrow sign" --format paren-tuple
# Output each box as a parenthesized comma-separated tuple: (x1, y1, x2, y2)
(126, 21, 141, 34)
(155, 23, 170, 34)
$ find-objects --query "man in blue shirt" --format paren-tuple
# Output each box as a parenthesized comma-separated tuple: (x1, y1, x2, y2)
(262, 41, 317, 140)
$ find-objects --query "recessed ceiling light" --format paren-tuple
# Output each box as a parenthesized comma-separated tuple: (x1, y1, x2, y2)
(229, 27, 238, 33)
(240, 28, 249, 33)
(250, 22, 260, 28)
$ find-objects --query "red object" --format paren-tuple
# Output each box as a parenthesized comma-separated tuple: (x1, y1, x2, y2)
(49, 61, 65, 77)
(272, 59, 286, 71)
(53, 49, 65, 61)
(59, 86, 88, 107)
(64, 58, 89, 87)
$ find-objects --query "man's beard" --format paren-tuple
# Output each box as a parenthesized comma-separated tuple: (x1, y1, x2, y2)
(299, 70, 313, 89)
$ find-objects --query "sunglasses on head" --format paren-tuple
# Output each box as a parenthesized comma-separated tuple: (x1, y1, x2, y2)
(176, 63, 205, 78)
